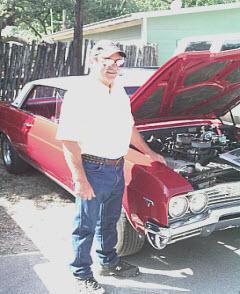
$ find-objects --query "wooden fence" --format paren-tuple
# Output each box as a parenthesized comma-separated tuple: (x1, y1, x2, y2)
(0, 39, 158, 101)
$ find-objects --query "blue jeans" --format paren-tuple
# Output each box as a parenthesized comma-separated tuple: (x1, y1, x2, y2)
(70, 160, 125, 279)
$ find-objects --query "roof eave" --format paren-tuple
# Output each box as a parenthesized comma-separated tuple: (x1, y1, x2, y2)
(44, 14, 143, 41)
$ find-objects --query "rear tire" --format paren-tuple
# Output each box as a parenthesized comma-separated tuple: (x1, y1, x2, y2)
(116, 210, 145, 257)
(1, 134, 29, 174)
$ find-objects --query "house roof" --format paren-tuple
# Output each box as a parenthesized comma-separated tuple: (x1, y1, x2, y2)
(44, 2, 240, 42)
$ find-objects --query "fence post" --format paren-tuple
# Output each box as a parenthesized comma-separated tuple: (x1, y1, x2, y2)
(0, 40, 158, 101)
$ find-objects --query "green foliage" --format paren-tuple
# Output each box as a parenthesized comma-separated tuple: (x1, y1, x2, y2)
(0, 0, 16, 29)
(16, 0, 74, 36)
(183, 0, 237, 7)
(0, 0, 74, 40)
(84, 0, 169, 24)
(1, 0, 239, 41)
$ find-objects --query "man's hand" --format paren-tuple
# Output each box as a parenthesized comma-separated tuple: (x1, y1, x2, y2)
(74, 178, 96, 200)
(131, 126, 167, 166)
(147, 150, 167, 166)
(61, 141, 96, 200)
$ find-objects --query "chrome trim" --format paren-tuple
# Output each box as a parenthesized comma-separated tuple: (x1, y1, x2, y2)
(16, 155, 76, 198)
(168, 182, 240, 220)
(2, 137, 12, 165)
(188, 193, 208, 214)
(38, 168, 76, 197)
(168, 195, 189, 218)
(1, 133, 74, 196)
(145, 203, 240, 249)
(205, 182, 240, 205)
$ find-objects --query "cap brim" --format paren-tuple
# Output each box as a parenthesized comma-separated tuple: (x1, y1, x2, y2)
(100, 48, 126, 58)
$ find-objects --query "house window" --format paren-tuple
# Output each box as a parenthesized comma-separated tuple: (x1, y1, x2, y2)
(221, 40, 240, 51)
(185, 41, 212, 52)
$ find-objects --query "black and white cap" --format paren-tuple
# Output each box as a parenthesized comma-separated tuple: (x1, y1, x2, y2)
(91, 40, 126, 58)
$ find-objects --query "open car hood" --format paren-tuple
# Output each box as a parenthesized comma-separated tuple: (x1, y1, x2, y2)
(131, 50, 240, 123)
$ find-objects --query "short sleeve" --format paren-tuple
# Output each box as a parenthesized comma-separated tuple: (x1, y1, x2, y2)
(56, 89, 82, 142)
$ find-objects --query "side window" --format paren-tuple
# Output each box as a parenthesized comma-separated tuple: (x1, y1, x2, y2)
(185, 41, 212, 52)
(221, 40, 240, 51)
(54, 88, 65, 122)
(21, 85, 66, 122)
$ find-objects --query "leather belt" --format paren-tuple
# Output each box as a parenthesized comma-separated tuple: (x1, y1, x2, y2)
(82, 154, 124, 165)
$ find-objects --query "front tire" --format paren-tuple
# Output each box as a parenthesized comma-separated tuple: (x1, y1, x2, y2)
(116, 210, 145, 257)
(1, 134, 29, 174)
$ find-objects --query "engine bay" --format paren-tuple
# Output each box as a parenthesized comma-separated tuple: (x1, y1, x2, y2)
(142, 123, 240, 190)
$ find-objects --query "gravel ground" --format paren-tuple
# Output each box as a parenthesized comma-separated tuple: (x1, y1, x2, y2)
(0, 159, 72, 206)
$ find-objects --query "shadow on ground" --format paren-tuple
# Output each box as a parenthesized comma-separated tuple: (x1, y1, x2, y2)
(0, 206, 38, 255)
(0, 159, 73, 208)
(121, 228, 240, 293)
(0, 253, 51, 294)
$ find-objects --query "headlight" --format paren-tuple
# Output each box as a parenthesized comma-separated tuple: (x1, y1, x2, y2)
(169, 196, 189, 218)
(189, 193, 208, 214)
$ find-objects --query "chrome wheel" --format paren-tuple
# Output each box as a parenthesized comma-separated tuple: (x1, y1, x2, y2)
(2, 138, 12, 166)
(1, 134, 29, 174)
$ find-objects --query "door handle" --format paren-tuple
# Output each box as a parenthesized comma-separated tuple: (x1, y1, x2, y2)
(23, 122, 33, 127)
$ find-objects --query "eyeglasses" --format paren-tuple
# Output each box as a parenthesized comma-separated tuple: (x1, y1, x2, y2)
(101, 58, 125, 67)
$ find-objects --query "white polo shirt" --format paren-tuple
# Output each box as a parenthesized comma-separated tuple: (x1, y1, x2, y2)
(56, 75, 134, 159)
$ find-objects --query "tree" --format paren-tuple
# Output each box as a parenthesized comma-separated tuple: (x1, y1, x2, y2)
(83, 0, 238, 24)
(16, 0, 74, 37)
(0, 0, 75, 41)
(72, 0, 84, 75)
(0, 0, 17, 39)
(183, 0, 237, 7)
(83, 0, 171, 24)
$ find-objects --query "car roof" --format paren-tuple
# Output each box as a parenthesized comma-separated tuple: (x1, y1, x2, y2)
(26, 68, 158, 89)
(27, 76, 89, 89)
(12, 68, 158, 107)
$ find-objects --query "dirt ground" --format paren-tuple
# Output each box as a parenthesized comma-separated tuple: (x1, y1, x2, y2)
(0, 156, 73, 256)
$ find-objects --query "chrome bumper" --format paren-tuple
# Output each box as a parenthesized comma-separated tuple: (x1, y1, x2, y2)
(144, 203, 240, 250)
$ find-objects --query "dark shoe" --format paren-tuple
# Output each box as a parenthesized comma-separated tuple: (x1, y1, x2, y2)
(99, 260, 140, 278)
(75, 277, 105, 293)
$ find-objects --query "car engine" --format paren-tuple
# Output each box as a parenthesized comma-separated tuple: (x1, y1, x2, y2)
(143, 124, 240, 190)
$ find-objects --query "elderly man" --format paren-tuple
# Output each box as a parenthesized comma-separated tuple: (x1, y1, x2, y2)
(56, 40, 166, 293)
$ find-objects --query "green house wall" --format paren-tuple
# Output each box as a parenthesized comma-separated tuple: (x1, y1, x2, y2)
(147, 8, 240, 65)
(85, 25, 141, 43)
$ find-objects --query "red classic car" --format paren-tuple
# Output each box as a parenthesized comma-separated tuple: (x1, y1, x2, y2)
(1, 50, 240, 257)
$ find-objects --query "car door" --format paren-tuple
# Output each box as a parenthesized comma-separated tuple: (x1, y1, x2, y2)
(20, 85, 73, 189)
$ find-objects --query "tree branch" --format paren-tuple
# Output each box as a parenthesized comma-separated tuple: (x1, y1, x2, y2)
(21, 20, 42, 38)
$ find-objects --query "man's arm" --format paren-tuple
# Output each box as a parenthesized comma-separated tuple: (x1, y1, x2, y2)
(130, 126, 166, 165)
(61, 140, 95, 200)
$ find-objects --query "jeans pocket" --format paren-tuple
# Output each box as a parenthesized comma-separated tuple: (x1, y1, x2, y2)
(83, 162, 104, 173)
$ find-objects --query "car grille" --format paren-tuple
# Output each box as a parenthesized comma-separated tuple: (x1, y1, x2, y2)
(168, 182, 240, 222)
(169, 228, 202, 244)
(205, 182, 240, 206)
